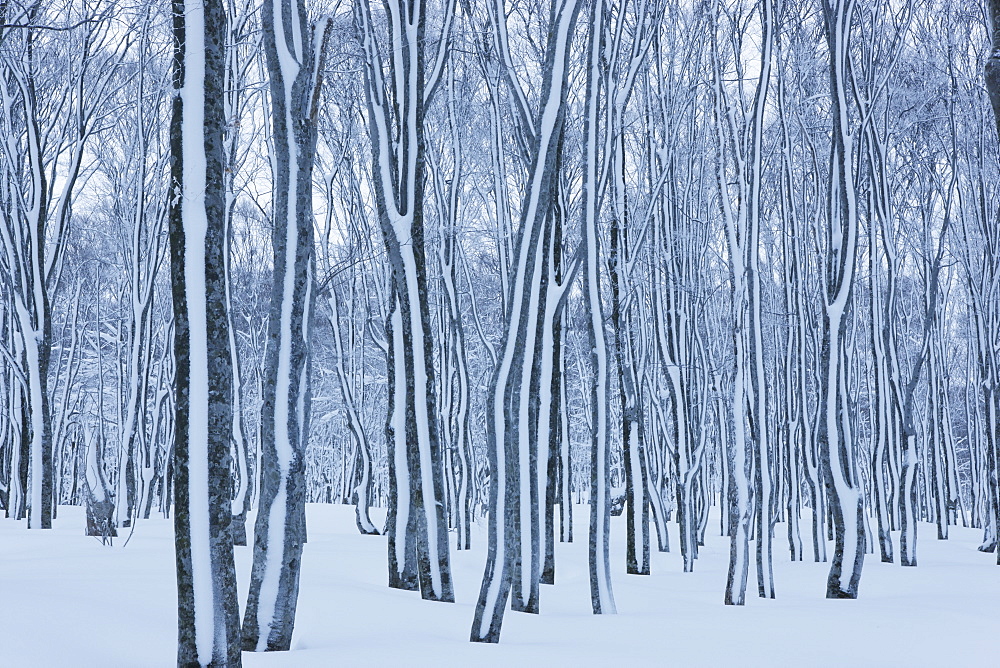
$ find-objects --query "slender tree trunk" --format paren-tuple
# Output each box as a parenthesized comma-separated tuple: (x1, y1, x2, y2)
(357, 0, 455, 604)
(582, 0, 616, 616)
(818, 0, 865, 599)
(470, 0, 582, 642)
(242, 4, 330, 652)
(610, 134, 650, 577)
(384, 290, 419, 589)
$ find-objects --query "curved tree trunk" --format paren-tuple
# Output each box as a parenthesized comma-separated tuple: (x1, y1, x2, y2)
(818, 0, 865, 599)
(357, 0, 455, 603)
(242, 3, 331, 653)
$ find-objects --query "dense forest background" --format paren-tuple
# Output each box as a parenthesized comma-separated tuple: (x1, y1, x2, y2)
(2, 0, 999, 658)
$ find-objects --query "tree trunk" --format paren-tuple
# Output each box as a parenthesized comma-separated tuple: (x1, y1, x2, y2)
(242, 4, 331, 652)
(169, 0, 243, 662)
(818, 0, 865, 599)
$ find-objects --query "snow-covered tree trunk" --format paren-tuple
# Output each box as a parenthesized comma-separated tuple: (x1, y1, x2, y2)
(609, 143, 649, 576)
(432, 65, 473, 550)
(982, 0, 1000, 566)
(383, 290, 419, 588)
(222, 0, 261, 547)
(535, 192, 576, 586)
(775, 74, 805, 560)
(169, 0, 243, 662)
(1, 3, 126, 531)
(84, 421, 116, 542)
(470, 0, 581, 642)
(84, 277, 117, 538)
(328, 281, 379, 536)
(865, 159, 896, 563)
(817, 0, 865, 599)
(747, 0, 775, 598)
(242, 1, 331, 652)
(356, 0, 455, 603)
(711, 0, 776, 600)
(543, 252, 567, 579)
(0, 24, 54, 531)
(557, 309, 574, 545)
(581, 0, 616, 617)
(114, 39, 170, 529)
(0, 315, 25, 518)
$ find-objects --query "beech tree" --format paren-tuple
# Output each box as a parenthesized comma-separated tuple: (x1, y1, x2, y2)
(241, 0, 331, 652)
(710, 0, 777, 603)
(0, 1, 122, 529)
(169, 0, 242, 663)
(356, 0, 455, 601)
(470, 0, 582, 643)
(817, 0, 866, 599)
(3, 0, 1000, 659)
(980, 0, 1000, 562)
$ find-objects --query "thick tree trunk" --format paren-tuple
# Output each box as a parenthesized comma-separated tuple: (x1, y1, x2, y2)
(169, 0, 243, 662)
(982, 0, 1000, 566)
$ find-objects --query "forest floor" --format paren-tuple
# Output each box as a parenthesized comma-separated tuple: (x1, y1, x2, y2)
(1, 504, 998, 666)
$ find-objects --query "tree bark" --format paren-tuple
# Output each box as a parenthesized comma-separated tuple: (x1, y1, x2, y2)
(242, 3, 331, 652)
(169, 0, 243, 662)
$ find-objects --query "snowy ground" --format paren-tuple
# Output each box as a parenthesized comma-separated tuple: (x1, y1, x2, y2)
(1, 505, 998, 667)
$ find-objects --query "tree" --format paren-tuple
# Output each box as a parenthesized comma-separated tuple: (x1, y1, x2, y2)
(169, 0, 242, 662)
(356, 0, 457, 602)
(580, 0, 616, 616)
(470, 0, 583, 642)
(710, 0, 777, 602)
(0, 2, 121, 529)
(980, 0, 1000, 563)
(817, 0, 866, 599)
(242, 0, 332, 652)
